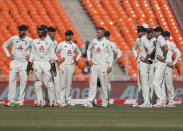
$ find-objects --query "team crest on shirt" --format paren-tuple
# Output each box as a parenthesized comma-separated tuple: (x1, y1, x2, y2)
(64, 45, 67, 48)
(16, 41, 18, 43)
(37, 42, 40, 44)
(95, 43, 97, 45)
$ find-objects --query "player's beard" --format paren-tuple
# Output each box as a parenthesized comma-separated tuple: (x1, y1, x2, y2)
(19, 32, 26, 39)
(38, 31, 47, 38)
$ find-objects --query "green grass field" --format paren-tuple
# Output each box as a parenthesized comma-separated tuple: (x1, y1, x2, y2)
(0, 104, 183, 131)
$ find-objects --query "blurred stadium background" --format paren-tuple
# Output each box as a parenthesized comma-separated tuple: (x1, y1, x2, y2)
(0, 0, 183, 82)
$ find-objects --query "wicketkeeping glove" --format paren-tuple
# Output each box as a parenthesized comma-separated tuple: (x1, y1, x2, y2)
(50, 63, 57, 77)
(26, 62, 33, 76)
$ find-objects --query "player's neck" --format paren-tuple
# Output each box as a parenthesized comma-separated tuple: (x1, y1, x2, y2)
(66, 40, 72, 44)
(40, 36, 46, 40)
(19, 34, 26, 40)
(97, 37, 103, 41)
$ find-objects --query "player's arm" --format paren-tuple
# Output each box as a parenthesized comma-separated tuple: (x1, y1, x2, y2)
(140, 39, 150, 62)
(27, 41, 35, 76)
(2, 37, 13, 59)
(74, 45, 82, 63)
(56, 43, 65, 63)
(111, 43, 122, 65)
(50, 42, 58, 76)
(87, 41, 94, 66)
(157, 37, 168, 61)
(132, 39, 139, 59)
(172, 44, 182, 66)
(107, 43, 114, 73)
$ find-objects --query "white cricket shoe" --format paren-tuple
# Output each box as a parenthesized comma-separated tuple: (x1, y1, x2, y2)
(101, 103, 108, 108)
(68, 103, 76, 107)
(132, 103, 139, 108)
(166, 103, 176, 108)
(59, 103, 68, 108)
(152, 103, 163, 108)
(82, 102, 93, 108)
(18, 103, 24, 107)
(139, 104, 152, 108)
(5, 102, 15, 107)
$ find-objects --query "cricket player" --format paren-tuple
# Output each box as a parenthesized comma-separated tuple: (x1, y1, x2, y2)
(163, 31, 181, 108)
(137, 28, 154, 108)
(2, 24, 33, 107)
(148, 29, 157, 104)
(84, 27, 113, 108)
(104, 31, 122, 102)
(28, 25, 56, 107)
(46, 26, 60, 106)
(56, 30, 81, 107)
(152, 27, 169, 108)
(132, 25, 148, 107)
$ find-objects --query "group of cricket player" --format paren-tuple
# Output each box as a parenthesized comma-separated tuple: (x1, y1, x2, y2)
(2, 23, 181, 108)
(2, 24, 122, 108)
(132, 23, 182, 108)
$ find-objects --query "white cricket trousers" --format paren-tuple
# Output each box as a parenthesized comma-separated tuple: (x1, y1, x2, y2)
(52, 63, 61, 104)
(33, 61, 55, 106)
(59, 63, 75, 104)
(88, 62, 109, 105)
(148, 62, 156, 104)
(102, 71, 112, 104)
(139, 61, 150, 105)
(8, 60, 28, 104)
(107, 71, 112, 99)
(137, 62, 143, 104)
(165, 66, 174, 104)
(153, 61, 166, 105)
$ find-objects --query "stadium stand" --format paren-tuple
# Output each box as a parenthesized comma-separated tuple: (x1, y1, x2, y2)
(0, 0, 182, 81)
(81, 0, 183, 80)
(0, 0, 86, 81)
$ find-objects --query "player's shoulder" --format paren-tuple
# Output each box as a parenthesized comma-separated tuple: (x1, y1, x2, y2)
(72, 41, 78, 47)
(58, 41, 66, 47)
(92, 38, 98, 43)
(158, 35, 165, 41)
(11, 35, 19, 40)
(25, 36, 33, 41)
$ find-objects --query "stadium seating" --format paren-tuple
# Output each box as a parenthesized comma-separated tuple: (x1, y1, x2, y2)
(81, 0, 183, 80)
(0, 0, 86, 81)
(0, 0, 182, 81)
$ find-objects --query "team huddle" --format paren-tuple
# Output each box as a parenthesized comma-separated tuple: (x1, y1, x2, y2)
(2, 24, 121, 108)
(132, 24, 182, 108)
(2, 23, 181, 108)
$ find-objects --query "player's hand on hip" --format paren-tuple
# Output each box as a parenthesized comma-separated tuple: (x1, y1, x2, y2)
(73, 58, 77, 63)
(113, 59, 118, 65)
(157, 55, 164, 62)
(140, 56, 146, 62)
(8, 55, 14, 60)
(89, 60, 93, 66)
(107, 67, 112, 73)
(58, 57, 65, 63)
(166, 62, 173, 67)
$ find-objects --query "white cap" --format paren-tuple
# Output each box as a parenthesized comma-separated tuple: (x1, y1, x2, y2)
(142, 23, 149, 29)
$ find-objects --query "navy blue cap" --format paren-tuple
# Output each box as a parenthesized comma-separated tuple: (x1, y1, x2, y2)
(162, 31, 170, 37)
(65, 30, 73, 36)
(48, 26, 57, 32)
(37, 25, 47, 32)
(18, 24, 28, 31)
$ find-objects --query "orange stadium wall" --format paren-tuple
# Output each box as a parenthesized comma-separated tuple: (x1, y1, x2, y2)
(0, 81, 183, 104)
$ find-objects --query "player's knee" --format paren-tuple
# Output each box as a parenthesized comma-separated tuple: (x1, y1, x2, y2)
(34, 81, 42, 88)
(47, 82, 54, 88)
